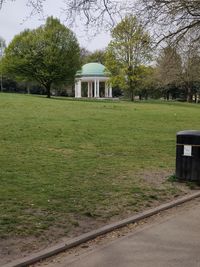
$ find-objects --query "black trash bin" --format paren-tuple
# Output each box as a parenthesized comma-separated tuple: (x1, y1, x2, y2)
(176, 130, 200, 182)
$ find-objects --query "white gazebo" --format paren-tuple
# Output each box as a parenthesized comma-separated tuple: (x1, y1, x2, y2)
(75, 63, 112, 98)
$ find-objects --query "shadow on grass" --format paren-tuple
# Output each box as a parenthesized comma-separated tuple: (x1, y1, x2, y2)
(27, 94, 121, 104)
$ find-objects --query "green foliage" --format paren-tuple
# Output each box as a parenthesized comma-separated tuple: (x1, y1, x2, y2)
(0, 36, 6, 57)
(2, 17, 80, 98)
(105, 15, 152, 101)
(81, 48, 106, 65)
(135, 66, 157, 99)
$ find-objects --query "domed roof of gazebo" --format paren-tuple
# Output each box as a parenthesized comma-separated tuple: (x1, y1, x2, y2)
(76, 63, 110, 78)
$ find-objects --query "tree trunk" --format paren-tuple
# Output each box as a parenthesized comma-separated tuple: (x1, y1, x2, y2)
(129, 80, 135, 102)
(196, 94, 199, 104)
(46, 83, 51, 98)
(166, 91, 170, 101)
(131, 90, 134, 101)
(186, 87, 193, 103)
(27, 84, 30, 94)
(128, 70, 135, 102)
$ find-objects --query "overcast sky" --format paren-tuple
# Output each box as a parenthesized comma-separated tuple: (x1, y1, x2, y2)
(0, 0, 111, 51)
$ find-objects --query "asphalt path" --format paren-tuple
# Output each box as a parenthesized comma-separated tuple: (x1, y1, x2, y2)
(38, 199, 200, 267)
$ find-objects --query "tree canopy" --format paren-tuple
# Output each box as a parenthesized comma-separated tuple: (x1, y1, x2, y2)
(0, 36, 6, 91)
(156, 46, 182, 88)
(155, 43, 200, 102)
(81, 49, 106, 65)
(2, 17, 80, 97)
(105, 15, 152, 101)
(0, 36, 6, 55)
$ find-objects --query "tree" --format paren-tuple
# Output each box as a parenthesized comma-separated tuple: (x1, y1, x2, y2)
(80, 47, 91, 65)
(0, 36, 6, 57)
(84, 49, 106, 65)
(139, 0, 200, 45)
(156, 46, 182, 85)
(155, 42, 200, 102)
(0, 0, 123, 29)
(181, 43, 200, 102)
(136, 66, 157, 100)
(2, 17, 80, 98)
(155, 45, 183, 99)
(80, 48, 106, 65)
(0, 36, 6, 91)
(105, 16, 152, 101)
(67, 0, 200, 45)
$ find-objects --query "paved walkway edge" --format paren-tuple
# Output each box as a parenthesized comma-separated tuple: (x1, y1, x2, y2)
(3, 191, 200, 267)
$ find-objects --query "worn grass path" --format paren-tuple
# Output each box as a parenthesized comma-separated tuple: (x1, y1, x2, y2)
(0, 93, 200, 240)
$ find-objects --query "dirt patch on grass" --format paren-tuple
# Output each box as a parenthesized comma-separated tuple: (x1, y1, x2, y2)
(138, 169, 173, 186)
(0, 215, 107, 266)
(137, 169, 192, 194)
(1, 170, 199, 266)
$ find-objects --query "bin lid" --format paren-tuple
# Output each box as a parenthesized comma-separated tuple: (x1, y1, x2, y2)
(177, 130, 200, 145)
(177, 130, 200, 136)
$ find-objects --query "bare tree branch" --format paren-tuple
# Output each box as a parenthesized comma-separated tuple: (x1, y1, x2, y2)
(1, 0, 200, 45)
(139, 0, 200, 45)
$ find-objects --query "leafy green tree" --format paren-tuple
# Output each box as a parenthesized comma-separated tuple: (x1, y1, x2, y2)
(86, 49, 106, 64)
(136, 66, 157, 100)
(0, 36, 6, 91)
(2, 17, 80, 98)
(80, 48, 106, 65)
(0, 36, 6, 57)
(105, 16, 152, 101)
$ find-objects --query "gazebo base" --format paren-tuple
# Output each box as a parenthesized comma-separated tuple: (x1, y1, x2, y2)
(75, 97, 119, 101)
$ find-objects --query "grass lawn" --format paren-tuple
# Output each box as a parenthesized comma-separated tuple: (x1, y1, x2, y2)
(0, 93, 200, 241)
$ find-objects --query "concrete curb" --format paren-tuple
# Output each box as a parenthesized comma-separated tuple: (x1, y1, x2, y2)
(3, 191, 200, 267)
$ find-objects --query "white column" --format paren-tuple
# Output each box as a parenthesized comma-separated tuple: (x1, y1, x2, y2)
(90, 82, 92, 97)
(97, 80, 100, 98)
(105, 83, 108, 98)
(75, 81, 78, 98)
(94, 79, 97, 98)
(109, 84, 112, 98)
(87, 82, 90, 97)
(78, 80, 82, 97)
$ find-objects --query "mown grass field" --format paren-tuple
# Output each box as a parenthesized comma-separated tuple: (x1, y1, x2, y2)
(0, 93, 200, 240)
